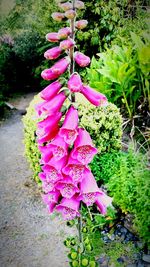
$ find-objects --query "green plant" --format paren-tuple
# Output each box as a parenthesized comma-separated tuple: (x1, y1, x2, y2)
(22, 94, 41, 184)
(91, 147, 150, 244)
(78, 99, 123, 153)
(86, 30, 150, 119)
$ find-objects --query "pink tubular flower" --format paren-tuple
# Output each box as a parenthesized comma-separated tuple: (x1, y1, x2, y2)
(95, 194, 112, 215)
(74, 51, 90, 67)
(38, 144, 53, 164)
(45, 134, 68, 161)
(36, 91, 67, 117)
(46, 32, 59, 42)
(59, 2, 72, 11)
(75, 20, 88, 30)
(41, 57, 70, 80)
(44, 47, 62, 60)
(65, 10, 76, 19)
(40, 78, 65, 101)
(42, 156, 68, 182)
(55, 176, 79, 198)
(72, 128, 98, 164)
(58, 27, 71, 39)
(60, 39, 75, 50)
(78, 169, 103, 206)
(59, 106, 78, 144)
(75, 0, 85, 9)
(39, 172, 55, 193)
(67, 72, 82, 92)
(51, 12, 65, 22)
(62, 155, 89, 183)
(56, 196, 80, 220)
(81, 85, 108, 106)
(42, 190, 60, 213)
(37, 112, 62, 144)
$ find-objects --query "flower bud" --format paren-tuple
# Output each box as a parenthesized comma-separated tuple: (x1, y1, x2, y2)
(51, 12, 65, 22)
(58, 27, 71, 39)
(75, 0, 85, 9)
(74, 51, 90, 67)
(60, 38, 75, 50)
(68, 73, 82, 92)
(59, 2, 72, 11)
(46, 32, 59, 42)
(75, 20, 88, 30)
(44, 46, 62, 60)
(65, 9, 76, 19)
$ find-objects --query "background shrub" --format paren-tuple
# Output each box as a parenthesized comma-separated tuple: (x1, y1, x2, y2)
(91, 147, 150, 244)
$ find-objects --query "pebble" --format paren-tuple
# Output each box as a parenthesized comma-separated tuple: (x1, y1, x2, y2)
(117, 257, 124, 263)
(142, 254, 150, 263)
(126, 264, 136, 267)
(137, 260, 145, 267)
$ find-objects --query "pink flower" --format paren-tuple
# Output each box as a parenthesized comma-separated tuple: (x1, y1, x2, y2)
(56, 196, 80, 220)
(37, 112, 62, 144)
(60, 39, 75, 50)
(59, 2, 72, 11)
(72, 128, 98, 164)
(75, 0, 85, 9)
(75, 20, 88, 30)
(38, 144, 53, 164)
(42, 156, 68, 182)
(74, 51, 90, 67)
(46, 32, 59, 42)
(40, 78, 65, 101)
(44, 47, 62, 60)
(65, 9, 76, 19)
(39, 172, 55, 193)
(55, 176, 79, 198)
(95, 194, 112, 215)
(81, 85, 108, 106)
(62, 155, 89, 183)
(42, 190, 60, 213)
(59, 106, 78, 144)
(58, 27, 71, 39)
(36, 91, 67, 117)
(40, 135, 68, 163)
(78, 169, 103, 206)
(67, 73, 82, 92)
(51, 12, 65, 22)
(41, 57, 70, 80)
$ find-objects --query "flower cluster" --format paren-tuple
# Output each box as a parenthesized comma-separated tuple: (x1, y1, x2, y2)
(35, 0, 111, 221)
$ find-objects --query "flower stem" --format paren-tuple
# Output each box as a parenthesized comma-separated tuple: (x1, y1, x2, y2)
(78, 203, 83, 266)
(70, 0, 76, 103)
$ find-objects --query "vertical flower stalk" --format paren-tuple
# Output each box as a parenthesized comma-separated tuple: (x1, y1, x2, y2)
(34, 0, 111, 265)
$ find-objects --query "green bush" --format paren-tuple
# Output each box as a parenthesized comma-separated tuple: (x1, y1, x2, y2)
(86, 30, 150, 119)
(22, 94, 41, 184)
(78, 101, 123, 153)
(23, 94, 122, 182)
(91, 148, 150, 244)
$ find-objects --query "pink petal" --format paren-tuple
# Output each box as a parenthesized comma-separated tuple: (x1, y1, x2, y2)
(81, 85, 108, 107)
(67, 73, 82, 92)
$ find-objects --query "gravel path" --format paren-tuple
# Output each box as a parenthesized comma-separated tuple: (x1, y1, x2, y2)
(0, 95, 74, 267)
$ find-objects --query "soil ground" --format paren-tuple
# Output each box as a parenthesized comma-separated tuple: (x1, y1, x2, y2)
(0, 94, 75, 267)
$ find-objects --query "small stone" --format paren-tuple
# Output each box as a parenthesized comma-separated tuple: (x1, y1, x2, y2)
(137, 260, 145, 267)
(137, 242, 143, 249)
(117, 257, 124, 263)
(126, 264, 136, 267)
(142, 254, 150, 263)
(120, 227, 128, 235)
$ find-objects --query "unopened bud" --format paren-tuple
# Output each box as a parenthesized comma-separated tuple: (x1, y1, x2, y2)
(59, 2, 72, 11)
(51, 12, 65, 22)
(75, 0, 85, 9)
(60, 38, 75, 50)
(46, 32, 59, 42)
(75, 20, 88, 30)
(65, 9, 76, 19)
(58, 27, 71, 39)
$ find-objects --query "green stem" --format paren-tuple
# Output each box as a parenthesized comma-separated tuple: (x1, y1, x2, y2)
(78, 204, 83, 266)
(69, 0, 76, 103)
(122, 90, 132, 119)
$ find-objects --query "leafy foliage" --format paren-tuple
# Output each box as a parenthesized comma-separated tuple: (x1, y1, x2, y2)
(78, 100, 123, 153)
(91, 147, 150, 244)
